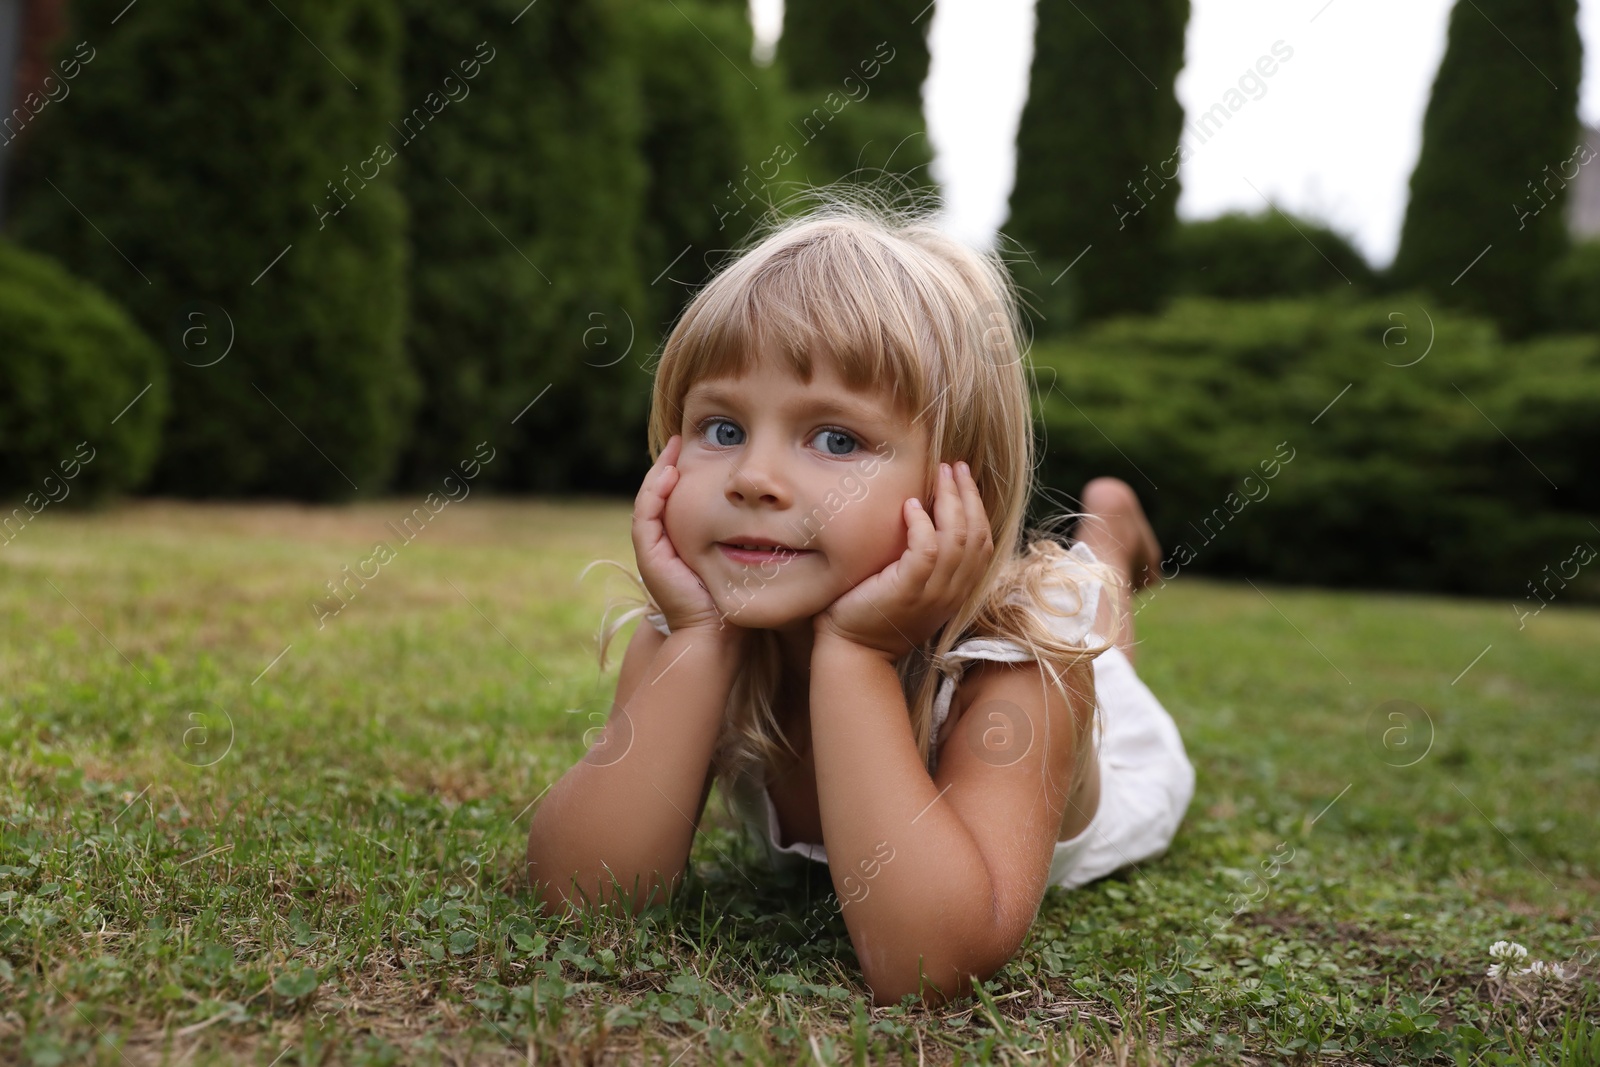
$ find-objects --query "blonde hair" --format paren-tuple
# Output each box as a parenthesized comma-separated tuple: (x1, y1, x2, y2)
(588, 184, 1125, 831)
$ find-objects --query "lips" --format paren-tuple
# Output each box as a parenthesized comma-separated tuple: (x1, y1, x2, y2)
(717, 541, 814, 565)
(721, 536, 798, 551)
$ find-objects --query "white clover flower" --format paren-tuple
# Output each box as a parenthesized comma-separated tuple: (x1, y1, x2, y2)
(1486, 962, 1504, 979)
(1489, 940, 1529, 962)
(1518, 960, 1575, 981)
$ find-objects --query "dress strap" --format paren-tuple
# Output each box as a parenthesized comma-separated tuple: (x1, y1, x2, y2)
(925, 542, 1108, 775)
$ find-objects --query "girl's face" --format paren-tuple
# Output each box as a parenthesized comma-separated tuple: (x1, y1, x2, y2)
(665, 356, 934, 632)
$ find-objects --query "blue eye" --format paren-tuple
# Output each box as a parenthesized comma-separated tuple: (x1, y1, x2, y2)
(812, 429, 859, 456)
(701, 418, 744, 447)
(695, 418, 860, 456)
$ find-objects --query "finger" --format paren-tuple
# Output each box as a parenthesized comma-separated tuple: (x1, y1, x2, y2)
(633, 452, 679, 546)
(632, 486, 666, 557)
(637, 436, 677, 508)
(940, 463, 985, 600)
(636, 461, 671, 517)
(929, 463, 968, 588)
(658, 459, 679, 501)
(655, 441, 685, 503)
(903, 496, 941, 584)
(657, 436, 681, 489)
(633, 472, 660, 527)
(952, 462, 994, 589)
(647, 435, 670, 476)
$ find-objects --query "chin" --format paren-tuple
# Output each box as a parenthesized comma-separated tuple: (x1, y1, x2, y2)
(719, 605, 794, 631)
(717, 599, 815, 633)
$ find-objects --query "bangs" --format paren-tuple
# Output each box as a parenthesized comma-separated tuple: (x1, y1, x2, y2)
(670, 227, 939, 422)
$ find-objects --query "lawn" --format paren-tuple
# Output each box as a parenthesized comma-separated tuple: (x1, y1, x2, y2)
(1, 499, 1596, 1065)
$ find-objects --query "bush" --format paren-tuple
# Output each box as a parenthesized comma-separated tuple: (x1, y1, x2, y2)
(0, 240, 167, 505)
(1539, 238, 1600, 333)
(8, 0, 411, 500)
(1171, 210, 1377, 299)
(1028, 294, 1600, 601)
(392, 0, 649, 492)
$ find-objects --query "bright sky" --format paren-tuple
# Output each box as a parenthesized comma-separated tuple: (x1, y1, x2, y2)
(751, 0, 1600, 269)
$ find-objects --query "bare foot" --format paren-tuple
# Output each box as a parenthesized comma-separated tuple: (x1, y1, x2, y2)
(1074, 478, 1163, 594)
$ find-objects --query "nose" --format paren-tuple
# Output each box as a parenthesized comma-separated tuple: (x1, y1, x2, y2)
(723, 439, 792, 508)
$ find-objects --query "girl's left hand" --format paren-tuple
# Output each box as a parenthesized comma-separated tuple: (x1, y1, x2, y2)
(814, 461, 995, 662)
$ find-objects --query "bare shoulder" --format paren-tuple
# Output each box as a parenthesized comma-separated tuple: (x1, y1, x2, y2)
(930, 654, 1098, 969)
(944, 654, 1097, 749)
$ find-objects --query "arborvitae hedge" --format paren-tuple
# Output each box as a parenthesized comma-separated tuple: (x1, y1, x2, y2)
(634, 0, 783, 349)
(1172, 210, 1377, 300)
(1029, 295, 1600, 600)
(1541, 238, 1600, 331)
(1389, 0, 1582, 340)
(394, 0, 647, 492)
(0, 239, 167, 505)
(775, 0, 934, 194)
(1009, 0, 1190, 328)
(9, 0, 410, 499)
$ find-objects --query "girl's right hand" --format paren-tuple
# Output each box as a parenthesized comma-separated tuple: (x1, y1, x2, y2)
(632, 435, 726, 635)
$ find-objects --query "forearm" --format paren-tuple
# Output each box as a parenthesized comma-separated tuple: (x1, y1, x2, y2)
(809, 634, 1001, 1005)
(526, 628, 741, 914)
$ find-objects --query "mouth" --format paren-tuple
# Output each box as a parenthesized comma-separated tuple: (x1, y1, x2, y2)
(716, 541, 815, 565)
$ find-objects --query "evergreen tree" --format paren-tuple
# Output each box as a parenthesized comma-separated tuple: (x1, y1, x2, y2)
(633, 1, 783, 348)
(775, 0, 935, 196)
(1390, 0, 1581, 339)
(1007, 0, 1190, 327)
(9, 0, 411, 499)
(394, 0, 649, 492)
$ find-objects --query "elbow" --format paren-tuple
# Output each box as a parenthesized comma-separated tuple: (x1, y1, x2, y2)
(857, 891, 1027, 1006)
(523, 837, 577, 918)
(526, 862, 674, 920)
(860, 942, 1011, 1009)
(525, 827, 676, 919)
(524, 824, 576, 915)
(853, 889, 1024, 1007)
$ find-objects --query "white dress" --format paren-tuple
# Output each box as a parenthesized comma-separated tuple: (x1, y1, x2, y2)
(642, 540, 1196, 890)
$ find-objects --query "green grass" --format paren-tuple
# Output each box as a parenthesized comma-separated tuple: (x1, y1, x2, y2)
(2, 499, 1596, 1065)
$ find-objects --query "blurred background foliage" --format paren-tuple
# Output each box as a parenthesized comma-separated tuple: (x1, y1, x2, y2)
(1027, 295, 1600, 599)
(8, 0, 413, 499)
(0, 0, 1596, 601)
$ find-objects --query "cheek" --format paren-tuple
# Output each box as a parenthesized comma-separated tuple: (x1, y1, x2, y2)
(672, 465, 724, 532)
(662, 473, 701, 544)
(835, 498, 910, 570)
(662, 497, 683, 543)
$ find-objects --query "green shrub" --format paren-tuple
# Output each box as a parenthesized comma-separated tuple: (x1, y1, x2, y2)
(0, 240, 167, 504)
(1539, 238, 1600, 333)
(1028, 294, 1600, 601)
(8, 0, 411, 500)
(393, 0, 649, 492)
(1171, 210, 1376, 299)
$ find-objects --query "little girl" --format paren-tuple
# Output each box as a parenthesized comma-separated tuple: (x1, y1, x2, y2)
(526, 194, 1195, 1007)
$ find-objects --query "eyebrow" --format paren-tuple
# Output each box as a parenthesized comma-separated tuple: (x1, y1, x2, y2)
(682, 385, 899, 428)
